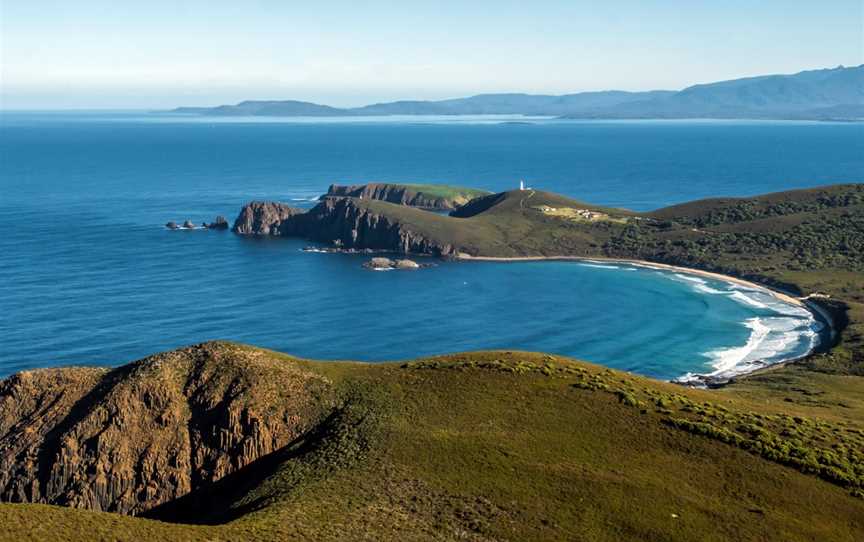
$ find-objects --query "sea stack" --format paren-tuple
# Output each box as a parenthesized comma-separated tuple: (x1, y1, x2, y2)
(207, 215, 229, 230)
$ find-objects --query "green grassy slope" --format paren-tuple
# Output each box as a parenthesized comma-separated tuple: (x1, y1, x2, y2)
(397, 183, 491, 201)
(2, 345, 862, 541)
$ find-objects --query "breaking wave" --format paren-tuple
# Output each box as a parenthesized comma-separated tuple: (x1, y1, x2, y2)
(667, 272, 823, 383)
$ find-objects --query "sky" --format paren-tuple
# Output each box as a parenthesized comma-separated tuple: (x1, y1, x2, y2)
(1, 0, 862, 109)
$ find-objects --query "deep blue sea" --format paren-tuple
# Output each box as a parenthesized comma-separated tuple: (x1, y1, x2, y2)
(1, 113, 861, 380)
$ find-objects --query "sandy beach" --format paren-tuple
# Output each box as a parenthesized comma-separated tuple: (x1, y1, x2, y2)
(456, 254, 806, 306)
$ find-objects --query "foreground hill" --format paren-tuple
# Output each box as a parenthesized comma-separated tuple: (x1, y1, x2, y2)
(1, 342, 862, 541)
(168, 65, 863, 120)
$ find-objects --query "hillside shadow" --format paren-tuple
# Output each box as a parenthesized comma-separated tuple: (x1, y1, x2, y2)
(145, 408, 343, 525)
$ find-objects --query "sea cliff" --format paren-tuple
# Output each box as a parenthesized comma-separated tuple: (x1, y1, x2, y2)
(233, 197, 460, 256)
(322, 183, 490, 210)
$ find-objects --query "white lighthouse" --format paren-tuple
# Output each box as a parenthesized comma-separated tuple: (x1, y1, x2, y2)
(519, 180, 525, 191)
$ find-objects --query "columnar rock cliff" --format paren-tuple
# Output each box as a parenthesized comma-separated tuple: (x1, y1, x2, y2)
(323, 183, 487, 210)
(232, 201, 305, 235)
(0, 342, 334, 515)
(301, 197, 458, 255)
(232, 197, 460, 256)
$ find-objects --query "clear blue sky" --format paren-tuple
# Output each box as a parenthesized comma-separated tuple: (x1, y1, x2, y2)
(1, 0, 862, 109)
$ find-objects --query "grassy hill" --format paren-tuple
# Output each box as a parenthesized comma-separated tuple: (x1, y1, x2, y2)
(1, 342, 862, 541)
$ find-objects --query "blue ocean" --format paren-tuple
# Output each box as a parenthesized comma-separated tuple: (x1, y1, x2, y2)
(2, 113, 860, 379)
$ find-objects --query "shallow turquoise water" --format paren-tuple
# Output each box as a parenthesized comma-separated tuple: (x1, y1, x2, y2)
(1, 113, 852, 379)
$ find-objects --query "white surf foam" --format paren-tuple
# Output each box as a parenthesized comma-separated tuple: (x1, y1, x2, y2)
(704, 318, 772, 374)
(578, 263, 623, 270)
(661, 270, 824, 383)
(728, 290, 770, 309)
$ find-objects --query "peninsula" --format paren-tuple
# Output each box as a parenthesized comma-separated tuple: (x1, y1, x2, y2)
(1, 184, 863, 540)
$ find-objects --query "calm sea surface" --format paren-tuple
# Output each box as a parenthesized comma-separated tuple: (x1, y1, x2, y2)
(1, 113, 860, 379)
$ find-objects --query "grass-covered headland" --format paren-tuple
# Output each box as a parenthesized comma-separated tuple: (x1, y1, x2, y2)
(2, 183, 863, 541)
(1, 343, 863, 541)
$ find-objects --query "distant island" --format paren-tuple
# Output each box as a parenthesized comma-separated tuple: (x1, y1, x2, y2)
(169, 65, 864, 121)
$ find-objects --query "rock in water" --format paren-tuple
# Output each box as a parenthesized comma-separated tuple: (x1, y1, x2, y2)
(364, 257, 395, 269)
(395, 259, 420, 269)
(182, 220, 195, 229)
(207, 215, 229, 230)
(165, 221, 179, 230)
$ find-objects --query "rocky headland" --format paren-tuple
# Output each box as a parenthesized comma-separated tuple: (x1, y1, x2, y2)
(322, 183, 490, 210)
(232, 196, 462, 256)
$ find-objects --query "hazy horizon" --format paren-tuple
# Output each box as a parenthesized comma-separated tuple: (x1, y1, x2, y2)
(2, 1, 862, 110)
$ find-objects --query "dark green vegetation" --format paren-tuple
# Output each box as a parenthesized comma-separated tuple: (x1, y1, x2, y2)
(2, 343, 863, 541)
(170, 64, 864, 120)
(3, 184, 864, 540)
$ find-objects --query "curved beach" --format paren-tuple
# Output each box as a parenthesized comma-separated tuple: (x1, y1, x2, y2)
(457, 254, 832, 383)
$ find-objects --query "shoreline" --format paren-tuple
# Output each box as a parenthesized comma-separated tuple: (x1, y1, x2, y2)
(457, 254, 807, 305)
(457, 254, 834, 385)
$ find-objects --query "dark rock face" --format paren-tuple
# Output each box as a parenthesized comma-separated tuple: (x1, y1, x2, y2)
(293, 197, 458, 256)
(232, 202, 304, 235)
(165, 221, 179, 230)
(232, 198, 458, 256)
(0, 342, 333, 516)
(206, 216, 229, 230)
(324, 183, 469, 210)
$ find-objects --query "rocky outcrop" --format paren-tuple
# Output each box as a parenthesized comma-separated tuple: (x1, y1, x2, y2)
(166, 221, 179, 230)
(362, 257, 422, 270)
(293, 197, 458, 256)
(182, 220, 196, 229)
(233, 198, 460, 257)
(232, 202, 304, 235)
(205, 216, 229, 230)
(0, 342, 334, 516)
(323, 183, 486, 210)
(395, 259, 420, 269)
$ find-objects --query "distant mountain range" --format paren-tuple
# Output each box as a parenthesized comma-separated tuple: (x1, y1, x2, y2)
(169, 65, 864, 120)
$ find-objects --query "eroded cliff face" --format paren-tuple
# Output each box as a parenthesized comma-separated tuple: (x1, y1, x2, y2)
(232, 201, 304, 235)
(0, 342, 334, 515)
(232, 198, 461, 256)
(324, 183, 473, 210)
(297, 197, 458, 256)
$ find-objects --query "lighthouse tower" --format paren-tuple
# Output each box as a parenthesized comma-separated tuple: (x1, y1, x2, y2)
(519, 180, 525, 191)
